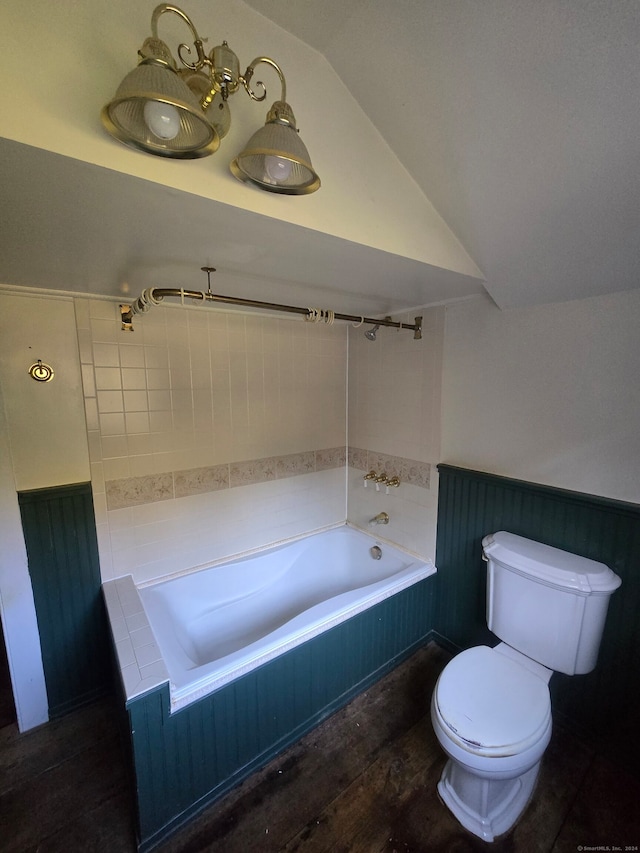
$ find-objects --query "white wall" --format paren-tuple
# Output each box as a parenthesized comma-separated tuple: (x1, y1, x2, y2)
(0, 294, 90, 489)
(0, 292, 90, 730)
(441, 290, 640, 504)
(0, 393, 48, 731)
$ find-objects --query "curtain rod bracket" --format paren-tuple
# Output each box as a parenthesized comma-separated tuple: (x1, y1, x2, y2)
(120, 304, 134, 331)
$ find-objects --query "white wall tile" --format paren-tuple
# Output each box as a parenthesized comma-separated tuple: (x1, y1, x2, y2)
(97, 390, 124, 413)
(95, 367, 122, 390)
(93, 342, 120, 367)
(78, 304, 433, 584)
(99, 412, 125, 436)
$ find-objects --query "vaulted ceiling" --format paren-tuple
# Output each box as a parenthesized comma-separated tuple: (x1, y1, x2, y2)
(245, 0, 640, 308)
(1, 1, 638, 314)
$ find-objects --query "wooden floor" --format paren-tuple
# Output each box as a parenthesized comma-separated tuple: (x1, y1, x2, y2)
(1, 642, 639, 852)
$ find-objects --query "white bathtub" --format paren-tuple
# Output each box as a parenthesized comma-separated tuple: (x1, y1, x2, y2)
(139, 525, 436, 711)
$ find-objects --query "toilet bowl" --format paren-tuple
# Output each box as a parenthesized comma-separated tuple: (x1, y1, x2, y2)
(430, 644, 552, 841)
(430, 531, 621, 842)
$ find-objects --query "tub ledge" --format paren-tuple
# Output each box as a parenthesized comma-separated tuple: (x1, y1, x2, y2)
(102, 576, 169, 703)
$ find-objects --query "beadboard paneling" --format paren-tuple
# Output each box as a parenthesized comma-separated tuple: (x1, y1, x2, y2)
(18, 483, 110, 718)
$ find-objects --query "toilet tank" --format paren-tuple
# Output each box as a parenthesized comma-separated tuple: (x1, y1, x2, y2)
(482, 532, 621, 675)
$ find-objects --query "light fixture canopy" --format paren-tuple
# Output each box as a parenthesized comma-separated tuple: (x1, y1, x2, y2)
(101, 3, 320, 194)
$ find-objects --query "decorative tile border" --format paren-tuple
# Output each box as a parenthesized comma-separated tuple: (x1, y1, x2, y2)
(174, 465, 229, 498)
(348, 447, 431, 490)
(229, 456, 278, 488)
(105, 445, 429, 511)
(316, 446, 346, 471)
(106, 446, 346, 511)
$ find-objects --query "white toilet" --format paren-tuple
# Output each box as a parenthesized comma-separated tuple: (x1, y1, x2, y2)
(431, 531, 621, 842)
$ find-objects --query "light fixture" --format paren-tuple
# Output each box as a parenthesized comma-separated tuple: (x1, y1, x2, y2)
(101, 3, 320, 194)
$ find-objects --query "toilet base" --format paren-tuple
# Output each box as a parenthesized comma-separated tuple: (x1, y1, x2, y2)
(437, 758, 540, 842)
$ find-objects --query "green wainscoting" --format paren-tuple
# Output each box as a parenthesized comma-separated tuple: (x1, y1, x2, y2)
(18, 482, 110, 718)
(126, 577, 435, 851)
(435, 465, 640, 774)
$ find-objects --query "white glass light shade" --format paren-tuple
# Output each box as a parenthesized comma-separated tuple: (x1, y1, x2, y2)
(230, 110, 320, 195)
(101, 60, 219, 158)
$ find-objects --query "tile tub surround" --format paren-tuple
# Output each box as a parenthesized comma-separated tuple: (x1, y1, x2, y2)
(100, 466, 346, 585)
(75, 299, 349, 583)
(77, 300, 438, 583)
(348, 449, 438, 562)
(105, 447, 346, 510)
(76, 299, 348, 489)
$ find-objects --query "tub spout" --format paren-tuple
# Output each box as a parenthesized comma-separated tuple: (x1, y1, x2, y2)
(369, 511, 389, 526)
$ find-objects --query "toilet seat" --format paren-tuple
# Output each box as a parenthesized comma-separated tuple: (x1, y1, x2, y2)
(434, 645, 551, 757)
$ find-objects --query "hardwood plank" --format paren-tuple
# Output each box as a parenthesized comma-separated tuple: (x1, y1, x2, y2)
(280, 716, 443, 852)
(0, 732, 129, 852)
(0, 696, 121, 796)
(30, 791, 137, 853)
(551, 752, 640, 852)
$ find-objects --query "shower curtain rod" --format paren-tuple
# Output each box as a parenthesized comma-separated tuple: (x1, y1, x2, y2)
(120, 287, 423, 340)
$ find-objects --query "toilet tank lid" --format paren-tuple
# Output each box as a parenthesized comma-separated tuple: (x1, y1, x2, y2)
(482, 532, 622, 595)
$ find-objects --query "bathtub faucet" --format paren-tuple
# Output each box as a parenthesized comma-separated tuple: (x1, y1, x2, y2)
(369, 511, 389, 526)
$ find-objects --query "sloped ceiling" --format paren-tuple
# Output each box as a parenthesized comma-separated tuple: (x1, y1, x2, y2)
(1, 1, 638, 313)
(247, 0, 640, 308)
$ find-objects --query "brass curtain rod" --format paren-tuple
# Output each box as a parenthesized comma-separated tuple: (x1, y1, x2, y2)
(121, 286, 423, 339)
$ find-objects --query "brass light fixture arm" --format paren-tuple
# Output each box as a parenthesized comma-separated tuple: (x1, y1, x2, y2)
(147, 10, 288, 106)
(103, 4, 321, 191)
(150, 4, 208, 70)
(241, 56, 287, 104)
